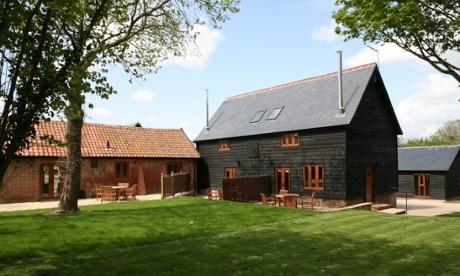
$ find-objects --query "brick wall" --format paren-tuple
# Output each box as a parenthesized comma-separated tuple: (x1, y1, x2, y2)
(1, 157, 44, 203)
(1, 157, 196, 203)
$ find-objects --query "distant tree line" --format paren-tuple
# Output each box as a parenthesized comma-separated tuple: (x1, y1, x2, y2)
(399, 119, 460, 147)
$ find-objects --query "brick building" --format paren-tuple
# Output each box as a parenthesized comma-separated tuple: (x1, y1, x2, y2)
(0, 121, 200, 203)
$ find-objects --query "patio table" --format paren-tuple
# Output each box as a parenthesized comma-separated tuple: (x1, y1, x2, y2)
(274, 193, 300, 206)
(101, 186, 127, 201)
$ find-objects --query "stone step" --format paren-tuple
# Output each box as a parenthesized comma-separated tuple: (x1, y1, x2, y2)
(371, 204, 391, 212)
(378, 208, 406, 215)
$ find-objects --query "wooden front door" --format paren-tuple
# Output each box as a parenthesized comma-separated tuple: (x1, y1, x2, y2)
(275, 167, 290, 194)
(40, 164, 62, 199)
(365, 166, 375, 202)
(414, 174, 429, 198)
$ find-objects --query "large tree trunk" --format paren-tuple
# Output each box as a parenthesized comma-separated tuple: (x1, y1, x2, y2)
(55, 104, 84, 213)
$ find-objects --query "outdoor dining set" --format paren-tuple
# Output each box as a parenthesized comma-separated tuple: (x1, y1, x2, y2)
(260, 190, 315, 210)
(206, 188, 314, 210)
(95, 183, 138, 203)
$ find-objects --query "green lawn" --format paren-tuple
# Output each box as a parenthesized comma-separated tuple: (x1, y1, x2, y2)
(1, 197, 460, 275)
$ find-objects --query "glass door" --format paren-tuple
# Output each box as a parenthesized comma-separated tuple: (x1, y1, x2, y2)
(274, 167, 290, 194)
(40, 164, 62, 199)
(224, 167, 236, 178)
(414, 174, 429, 198)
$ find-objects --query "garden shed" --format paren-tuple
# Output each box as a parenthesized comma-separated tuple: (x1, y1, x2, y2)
(398, 146, 460, 199)
(194, 63, 402, 208)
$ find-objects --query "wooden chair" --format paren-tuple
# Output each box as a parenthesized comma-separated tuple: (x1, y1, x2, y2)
(100, 186, 115, 202)
(117, 183, 129, 199)
(260, 193, 276, 206)
(95, 184, 102, 201)
(283, 195, 298, 209)
(124, 184, 138, 201)
(277, 189, 288, 206)
(206, 188, 219, 200)
(300, 192, 315, 210)
(279, 189, 288, 195)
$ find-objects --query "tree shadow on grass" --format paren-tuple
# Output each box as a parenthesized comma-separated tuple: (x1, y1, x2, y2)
(2, 210, 460, 275)
(0, 198, 315, 266)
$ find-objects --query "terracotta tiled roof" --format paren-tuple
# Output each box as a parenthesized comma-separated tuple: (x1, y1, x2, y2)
(20, 121, 200, 159)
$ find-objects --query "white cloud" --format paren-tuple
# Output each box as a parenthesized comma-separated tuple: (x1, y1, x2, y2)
(311, 20, 339, 42)
(344, 43, 460, 72)
(442, 50, 460, 69)
(179, 122, 191, 129)
(344, 43, 419, 67)
(131, 90, 155, 102)
(90, 108, 114, 119)
(395, 73, 459, 138)
(163, 24, 225, 69)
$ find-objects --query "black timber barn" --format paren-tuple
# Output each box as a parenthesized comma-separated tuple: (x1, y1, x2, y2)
(194, 63, 402, 208)
(398, 146, 460, 199)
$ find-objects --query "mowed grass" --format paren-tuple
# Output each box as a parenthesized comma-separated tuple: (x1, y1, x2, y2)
(1, 198, 460, 275)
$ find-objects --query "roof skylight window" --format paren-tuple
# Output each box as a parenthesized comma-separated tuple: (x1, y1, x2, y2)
(250, 110, 266, 123)
(267, 107, 283, 120)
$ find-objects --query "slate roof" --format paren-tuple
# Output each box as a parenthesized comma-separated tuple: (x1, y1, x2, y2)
(195, 63, 400, 142)
(19, 121, 200, 159)
(398, 146, 460, 171)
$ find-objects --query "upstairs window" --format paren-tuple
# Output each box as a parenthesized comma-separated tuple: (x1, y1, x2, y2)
(218, 139, 230, 151)
(303, 165, 324, 190)
(267, 107, 283, 120)
(281, 133, 299, 147)
(250, 110, 266, 123)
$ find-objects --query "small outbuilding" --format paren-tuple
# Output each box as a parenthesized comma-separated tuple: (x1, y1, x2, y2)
(398, 146, 460, 199)
(0, 121, 200, 203)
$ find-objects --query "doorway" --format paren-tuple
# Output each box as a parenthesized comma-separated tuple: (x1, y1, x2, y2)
(40, 164, 62, 199)
(275, 167, 290, 193)
(414, 174, 429, 198)
(365, 166, 375, 202)
(224, 167, 236, 179)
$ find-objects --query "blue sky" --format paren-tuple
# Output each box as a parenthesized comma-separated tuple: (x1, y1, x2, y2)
(86, 0, 459, 141)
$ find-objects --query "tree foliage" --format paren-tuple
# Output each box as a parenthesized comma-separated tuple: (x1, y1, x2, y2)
(0, 0, 239, 211)
(333, 0, 460, 83)
(430, 118, 460, 141)
(0, 0, 66, 185)
(398, 118, 460, 147)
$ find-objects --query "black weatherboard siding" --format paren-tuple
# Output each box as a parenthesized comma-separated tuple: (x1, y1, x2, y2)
(196, 63, 402, 207)
(398, 146, 460, 199)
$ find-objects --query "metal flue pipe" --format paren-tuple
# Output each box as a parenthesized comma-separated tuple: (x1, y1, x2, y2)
(337, 51, 345, 114)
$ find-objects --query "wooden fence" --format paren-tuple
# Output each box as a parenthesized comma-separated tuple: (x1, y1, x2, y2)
(161, 173, 193, 199)
(222, 175, 270, 203)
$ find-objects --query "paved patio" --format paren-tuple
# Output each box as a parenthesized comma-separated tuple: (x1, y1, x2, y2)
(392, 197, 460, 216)
(0, 193, 162, 212)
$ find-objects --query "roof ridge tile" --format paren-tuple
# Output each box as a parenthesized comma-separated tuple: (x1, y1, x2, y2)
(225, 63, 376, 101)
